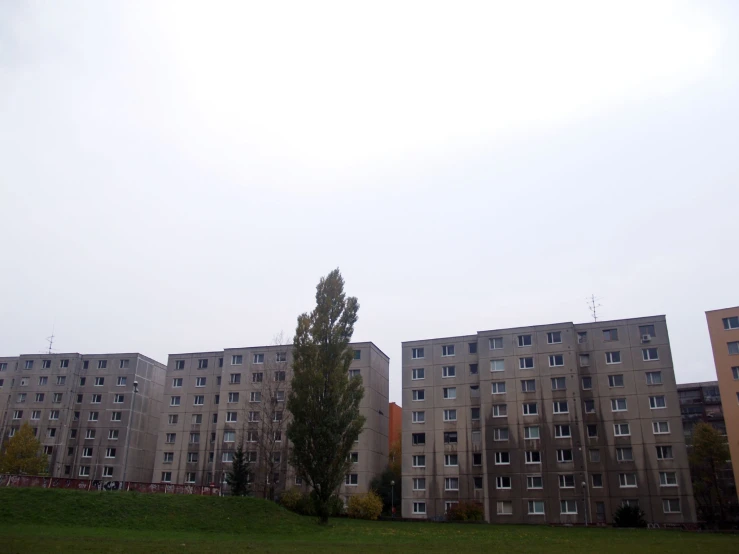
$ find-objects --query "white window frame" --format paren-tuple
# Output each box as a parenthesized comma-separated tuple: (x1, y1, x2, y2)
(619, 473, 637, 488)
(614, 423, 630, 436)
(560, 500, 578, 514)
(606, 351, 621, 364)
(412, 411, 425, 423)
(611, 398, 627, 412)
(642, 348, 659, 361)
(412, 389, 425, 401)
(489, 337, 503, 350)
(411, 348, 424, 359)
(492, 404, 507, 417)
(443, 387, 456, 400)
(490, 359, 505, 372)
(441, 345, 455, 357)
(549, 354, 564, 367)
(491, 382, 506, 395)
(650, 395, 666, 409)
(528, 500, 545, 514)
(443, 409, 457, 422)
(522, 402, 538, 415)
(547, 331, 562, 344)
(652, 421, 670, 434)
(519, 357, 534, 369)
(412, 368, 425, 380)
(646, 371, 663, 385)
(442, 366, 456, 378)
(553, 401, 569, 414)
(524, 426, 540, 440)
(413, 502, 426, 514)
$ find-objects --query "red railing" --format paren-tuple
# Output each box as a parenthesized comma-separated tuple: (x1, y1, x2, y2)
(0, 474, 221, 495)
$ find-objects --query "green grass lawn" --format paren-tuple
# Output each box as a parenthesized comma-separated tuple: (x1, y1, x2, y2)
(0, 488, 736, 553)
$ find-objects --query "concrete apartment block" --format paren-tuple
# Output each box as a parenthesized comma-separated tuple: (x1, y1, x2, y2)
(0, 353, 165, 482)
(152, 342, 389, 502)
(706, 307, 739, 491)
(402, 316, 695, 524)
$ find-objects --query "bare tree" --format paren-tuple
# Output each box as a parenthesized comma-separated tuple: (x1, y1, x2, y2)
(250, 333, 292, 500)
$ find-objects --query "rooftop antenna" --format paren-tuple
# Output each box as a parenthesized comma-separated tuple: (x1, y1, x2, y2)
(46, 324, 56, 354)
(587, 295, 602, 322)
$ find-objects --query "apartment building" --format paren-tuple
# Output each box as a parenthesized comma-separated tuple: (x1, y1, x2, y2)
(706, 308, 739, 490)
(152, 342, 389, 502)
(0, 353, 165, 482)
(677, 381, 738, 521)
(402, 316, 695, 524)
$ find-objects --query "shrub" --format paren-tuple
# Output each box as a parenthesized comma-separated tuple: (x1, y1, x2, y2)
(279, 487, 302, 512)
(446, 500, 484, 522)
(613, 504, 647, 528)
(347, 491, 383, 520)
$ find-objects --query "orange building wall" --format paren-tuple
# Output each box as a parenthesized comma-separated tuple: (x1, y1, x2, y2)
(706, 307, 739, 490)
(388, 402, 402, 449)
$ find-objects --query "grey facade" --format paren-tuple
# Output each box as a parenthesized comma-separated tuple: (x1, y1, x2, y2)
(152, 342, 389, 502)
(0, 353, 165, 482)
(402, 316, 696, 524)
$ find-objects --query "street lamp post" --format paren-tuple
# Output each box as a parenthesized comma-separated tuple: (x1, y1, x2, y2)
(121, 380, 139, 491)
(391, 480, 395, 519)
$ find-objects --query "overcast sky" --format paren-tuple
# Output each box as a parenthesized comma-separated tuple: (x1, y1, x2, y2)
(1, 1, 737, 404)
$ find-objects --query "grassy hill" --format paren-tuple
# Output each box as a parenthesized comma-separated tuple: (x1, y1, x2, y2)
(1, 488, 738, 554)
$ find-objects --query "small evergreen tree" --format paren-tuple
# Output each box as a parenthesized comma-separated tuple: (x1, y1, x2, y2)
(0, 422, 49, 475)
(613, 504, 647, 527)
(690, 421, 731, 524)
(287, 269, 365, 524)
(226, 443, 252, 496)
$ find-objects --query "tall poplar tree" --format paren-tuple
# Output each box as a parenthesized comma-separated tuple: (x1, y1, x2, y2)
(287, 269, 365, 523)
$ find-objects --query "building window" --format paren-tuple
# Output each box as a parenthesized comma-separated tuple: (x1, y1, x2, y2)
(560, 500, 578, 514)
(97, 360, 107, 369)
(471, 407, 480, 421)
(196, 377, 206, 387)
(642, 348, 659, 361)
(603, 328, 619, 341)
(228, 392, 239, 403)
(589, 449, 601, 462)
(547, 331, 562, 344)
(79, 466, 91, 477)
(728, 342, 739, 355)
(549, 354, 564, 367)
(524, 426, 540, 440)
(645, 371, 662, 385)
(469, 363, 478, 375)
(444, 431, 459, 444)
(662, 498, 681, 513)
(559, 474, 575, 488)
(193, 396, 204, 406)
(650, 395, 666, 409)
(518, 334, 532, 347)
(519, 357, 534, 369)
(442, 345, 455, 357)
(639, 324, 656, 338)
(554, 424, 571, 438)
(227, 411, 238, 422)
(579, 354, 590, 367)
(230, 373, 241, 385)
(732, 367, 739, 380)
(608, 374, 624, 388)
(553, 401, 568, 414)
(584, 400, 596, 413)
(497, 501, 513, 515)
(522, 403, 538, 415)
(223, 431, 235, 443)
(606, 351, 621, 364)
(231, 355, 243, 365)
(528, 500, 545, 514)
(161, 472, 172, 483)
(412, 433, 426, 446)
(581, 376, 592, 390)
(275, 352, 287, 363)
(109, 430, 119, 440)
(82, 447, 93, 458)
(185, 472, 196, 484)
(473, 476, 483, 490)
(412, 455, 426, 468)
(468, 342, 477, 354)
(413, 502, 426, 514)
(495, 452, 510, 465)
(525, 450, 541, 464)
(521, 379, 536, 392)
(253, 353, 265, 364)
(723, 316, 739, 330)
(660, 472, 678, 487)
(412, 348, 425, 359)
(592, 474, 603, 487)
(444, 477, 459, 491)
(611, 398, 627, 412)
(170, 396, 180, 406)
(412, 389, 425, 401)
(492, 404, 507, 417)
(619, 473, 637, 488)
(489, 337, 503, 350)
(491, 359, 505, 372)
(31, 411, 40, 420)
(412, 368, 425, 380)
(105, 448, 116, 459)
(653, 421, 670, 434)
(38, 376, 48, 386)
(473, 453, 482, 466)
(556, 449, 573, 463)
(250, 411, 262, 422)
(166, 433, 176, 444)
(250, 391, 262, 403)
(114, 394, 124, 404)
(412, 411, 425, 423)
(443, 409, 457, 422)
(551, 377, 566, 390)
(120, 359, 130, 369)
(444, 454, 458, 467)
(345, 473, 359, 486)
(111, 412, 122, 421)
(190, 433, 200, 444)
(172, 378, 183, 388)
(442, 366, 456, 378)
(527, 475, 543, 489)
(494, 428, 509, 441)
(656, 445, 674, 460)
(35, 393, 45, 402)
(496, 476, 511, 489)
(103, 467, 114, 478)
(491, 382, 506, 395)
(88, 412, 99, 421)
(614, 423, 630, 436)
(49, 410, 60, 420)
(616, 447, 633, 462)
